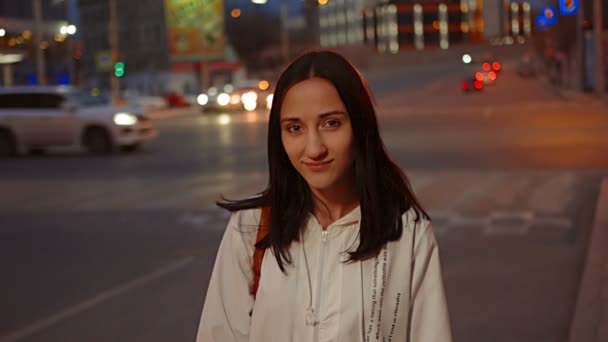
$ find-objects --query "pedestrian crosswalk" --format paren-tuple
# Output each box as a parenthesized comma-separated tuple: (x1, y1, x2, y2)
(1, 170, 589, 239)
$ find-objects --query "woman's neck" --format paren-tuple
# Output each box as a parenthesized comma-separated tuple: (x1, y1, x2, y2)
(310, 184, 359, 229)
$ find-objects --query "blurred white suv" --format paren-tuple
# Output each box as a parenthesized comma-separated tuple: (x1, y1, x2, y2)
(0, 86, 157, 157)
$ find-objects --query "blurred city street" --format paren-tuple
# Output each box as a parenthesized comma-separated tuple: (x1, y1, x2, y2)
(1, 51, 608, 342)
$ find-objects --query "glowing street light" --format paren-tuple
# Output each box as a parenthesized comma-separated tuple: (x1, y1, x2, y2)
(0, 28, 5, 37)
(60, 24, 77, 35)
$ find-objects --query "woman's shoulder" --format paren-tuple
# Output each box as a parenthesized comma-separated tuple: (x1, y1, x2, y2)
(400, 206, 434, 243)
(228, 207, 263, 226)
(220, 207, 264, 253)
(225, 207, 264, 234)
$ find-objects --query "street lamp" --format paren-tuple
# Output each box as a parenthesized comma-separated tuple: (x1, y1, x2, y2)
(60, 24, 77, 85)
(0, 28, 5, 37)
(60, 24, 77, 35)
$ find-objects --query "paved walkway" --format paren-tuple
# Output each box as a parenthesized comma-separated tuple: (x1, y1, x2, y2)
(569, 177, 608, 342)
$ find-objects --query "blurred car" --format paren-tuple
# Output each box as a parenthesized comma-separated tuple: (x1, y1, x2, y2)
(481, 60, 502, 74)
(232, 79, 274, 112)
(164, 91, 190, 108)
(197, 85, 242, 112)
(0, 86, 157, 157)
(461, 76, 484, 92)
(197, 81, 274, 113)
(122, 89, 167, 111)
(475, 70, 498, 86)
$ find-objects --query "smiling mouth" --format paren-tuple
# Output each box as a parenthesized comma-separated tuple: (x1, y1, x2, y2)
(303, 159, 333, 170)
(303, 159, 333, 166)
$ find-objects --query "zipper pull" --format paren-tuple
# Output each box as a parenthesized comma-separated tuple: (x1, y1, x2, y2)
(321, 231, 328, 244)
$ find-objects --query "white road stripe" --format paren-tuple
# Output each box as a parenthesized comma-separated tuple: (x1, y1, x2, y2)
(443, 173, 502, 211)
(0, 256, 195, 342)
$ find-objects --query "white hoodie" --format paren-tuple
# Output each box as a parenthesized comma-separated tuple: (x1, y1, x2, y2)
(196, 206, 452, 342)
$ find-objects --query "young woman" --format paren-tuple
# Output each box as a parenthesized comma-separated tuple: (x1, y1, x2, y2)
(196, 51, 452, 342)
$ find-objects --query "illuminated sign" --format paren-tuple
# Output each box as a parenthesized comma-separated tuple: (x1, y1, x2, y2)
(164, 0, 225, 62)
(559, 0, 579, 16)
(540, 6, 557, 26)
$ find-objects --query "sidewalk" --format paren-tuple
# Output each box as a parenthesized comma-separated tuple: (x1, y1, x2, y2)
(569, 178, 608, 342)
(538, 73, 608, 106)
(558, 88, 608, 106)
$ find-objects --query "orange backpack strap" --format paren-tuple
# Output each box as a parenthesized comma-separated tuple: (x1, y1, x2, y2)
(251, 206, 270, 298)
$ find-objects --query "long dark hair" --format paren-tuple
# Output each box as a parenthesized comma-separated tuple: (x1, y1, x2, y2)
(218, 50, 428, 272)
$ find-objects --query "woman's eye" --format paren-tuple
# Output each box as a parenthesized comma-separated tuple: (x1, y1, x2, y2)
(324, 119, 341, 128)
(287, 125, 302, 133)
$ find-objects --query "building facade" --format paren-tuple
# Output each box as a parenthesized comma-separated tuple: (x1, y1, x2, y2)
(319, 0, 366, 47)
(78, 0, 171, 94)
(78, 0, 231, 95)
(320, 0, 535, 53)
(0, 0, 72, 86)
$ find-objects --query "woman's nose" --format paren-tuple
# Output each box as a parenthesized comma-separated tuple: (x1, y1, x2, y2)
(305, 132, 328, 160)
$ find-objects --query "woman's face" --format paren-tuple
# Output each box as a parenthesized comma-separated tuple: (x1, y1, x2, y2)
(280, 77, 355, 194)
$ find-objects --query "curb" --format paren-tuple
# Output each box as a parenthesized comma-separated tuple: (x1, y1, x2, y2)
(537, 74, 608, 106)
(568, 177, 608, 342)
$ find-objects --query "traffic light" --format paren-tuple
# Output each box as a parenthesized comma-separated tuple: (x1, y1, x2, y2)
(114, 62, 125, 77)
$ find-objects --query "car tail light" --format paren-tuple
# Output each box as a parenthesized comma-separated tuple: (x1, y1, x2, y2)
(492, 62, 501, 71)
(475, 72, 484, 81)
(474, 80, 483, 90)
(482, 62, 491, 72)
(488, 71, 497, 81)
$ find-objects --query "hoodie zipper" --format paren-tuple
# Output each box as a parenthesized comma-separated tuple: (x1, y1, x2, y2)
(313, 230, 328, 342)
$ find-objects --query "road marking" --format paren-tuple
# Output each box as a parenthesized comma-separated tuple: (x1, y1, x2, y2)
(443, 173, 502, 211)
(136, 172, 266, 209)
(528, 173, 577, 214)
(0, 256, 195, 342)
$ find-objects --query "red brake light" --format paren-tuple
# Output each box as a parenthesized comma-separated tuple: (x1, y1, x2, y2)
(474, 80, 483, 89)
(482, 62, 491, 72)
(488, 71, 497, 81)
(475, 72, 484, 81)
(492, 62, 501, 71)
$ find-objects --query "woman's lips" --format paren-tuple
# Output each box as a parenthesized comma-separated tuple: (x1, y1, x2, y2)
(303, 160, 333, 171)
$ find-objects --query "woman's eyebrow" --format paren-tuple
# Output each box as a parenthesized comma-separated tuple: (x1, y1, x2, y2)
(318, 111, 347, 118)
(280, 111, 347, 123)
(280, 117, 300, 123)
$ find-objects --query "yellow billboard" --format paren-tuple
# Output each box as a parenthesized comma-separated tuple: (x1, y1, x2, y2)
(164, 0, 225, 62)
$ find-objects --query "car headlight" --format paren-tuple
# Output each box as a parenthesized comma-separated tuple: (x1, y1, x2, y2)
(243, 101, 257, 111)
(217, 93, 230, 106)
(266, 93, 273, 109)
(113, 112, 138, 126)
(197, 94, 209, 106)
(241, 91, 258, 104)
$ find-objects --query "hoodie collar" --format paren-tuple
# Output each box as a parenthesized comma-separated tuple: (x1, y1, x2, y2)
(307, 205, 361, 229)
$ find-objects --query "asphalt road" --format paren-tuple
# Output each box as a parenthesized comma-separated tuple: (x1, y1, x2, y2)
(1, 53, 608, 342)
